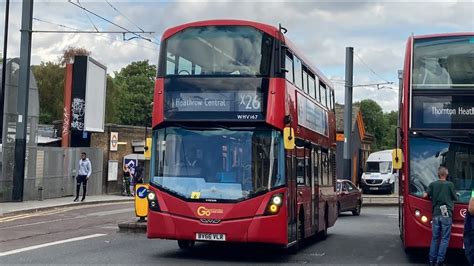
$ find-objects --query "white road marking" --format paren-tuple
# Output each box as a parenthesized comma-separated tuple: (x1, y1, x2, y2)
(0, 233, 107, 257)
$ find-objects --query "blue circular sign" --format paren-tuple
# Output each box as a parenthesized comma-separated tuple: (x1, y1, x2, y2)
(137, 186, 148, 199)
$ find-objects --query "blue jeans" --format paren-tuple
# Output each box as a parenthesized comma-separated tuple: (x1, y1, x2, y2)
(465, 230, 474, 266)
(429, 216, 452, 263)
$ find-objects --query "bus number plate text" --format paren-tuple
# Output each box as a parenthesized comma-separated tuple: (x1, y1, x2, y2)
(195, 233, 226, 241)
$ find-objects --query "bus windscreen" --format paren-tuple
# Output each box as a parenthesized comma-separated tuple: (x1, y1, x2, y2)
(413, 36, 474, 89)
(163, 26, 273, 77)
(151, 127, 285, 201)
(409, 137, 473, 203)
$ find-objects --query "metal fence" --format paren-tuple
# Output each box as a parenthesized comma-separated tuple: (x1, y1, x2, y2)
(0, 147, 103, 202)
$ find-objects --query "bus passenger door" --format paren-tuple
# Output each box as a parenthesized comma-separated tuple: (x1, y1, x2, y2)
(286, 149, 297, 243)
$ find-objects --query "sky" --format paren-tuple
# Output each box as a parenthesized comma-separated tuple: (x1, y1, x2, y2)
(0, 0, 473, 112)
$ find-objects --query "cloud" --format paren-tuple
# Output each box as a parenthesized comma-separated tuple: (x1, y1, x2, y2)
(0, 0, 472, 112)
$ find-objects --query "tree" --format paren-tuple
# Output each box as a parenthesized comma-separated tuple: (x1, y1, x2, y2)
(359, 99, 387, 151)
(32, 62, 64, 124)
(382, 110, 398, 150)
(105, 75, 120, 124)
(114, 60, 156, 126)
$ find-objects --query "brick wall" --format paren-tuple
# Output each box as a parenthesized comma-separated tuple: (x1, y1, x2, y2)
(90, 124, 151, 194)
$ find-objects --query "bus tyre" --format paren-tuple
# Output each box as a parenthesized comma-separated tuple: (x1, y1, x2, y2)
(352, 201, 361, 216)
(177, 240, 195, 250)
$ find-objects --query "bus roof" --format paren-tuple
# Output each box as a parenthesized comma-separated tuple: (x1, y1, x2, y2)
(160, 19, 333, 89)
(411, 32, 474, 40)
(161, 19, 281, 41)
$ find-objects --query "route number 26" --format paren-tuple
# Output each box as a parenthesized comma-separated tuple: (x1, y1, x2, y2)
(239, 94, 261, 110)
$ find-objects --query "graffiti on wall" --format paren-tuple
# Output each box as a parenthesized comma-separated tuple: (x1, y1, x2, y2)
(71, 98, 85, 130)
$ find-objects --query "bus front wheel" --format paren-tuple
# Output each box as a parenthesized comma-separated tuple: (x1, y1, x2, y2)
(177, 240, 195, 250)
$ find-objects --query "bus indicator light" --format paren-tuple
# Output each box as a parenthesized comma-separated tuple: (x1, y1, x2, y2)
(421, 216, 428, 223)
(270, 205, 278, 213)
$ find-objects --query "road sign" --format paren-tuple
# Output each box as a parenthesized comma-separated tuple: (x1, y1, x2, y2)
(137, 186, 147, 199)
(124, 159, 138, 175)
(135, 184, 149, 219)
(110, 132, 118, 151)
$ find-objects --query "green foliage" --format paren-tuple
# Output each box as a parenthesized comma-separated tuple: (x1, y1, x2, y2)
(359, 99, 398, 151)
(114, 60, 156, 126)
(105, 75, 120, 124)
(32, 62, 65, 124)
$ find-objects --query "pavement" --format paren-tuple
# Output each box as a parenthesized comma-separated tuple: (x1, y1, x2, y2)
(362, 194, 398, 206)
(0, 194, 134, 217)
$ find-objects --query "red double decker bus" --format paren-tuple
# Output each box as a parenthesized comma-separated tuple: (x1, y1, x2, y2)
(147, 20, 338, 251)
(398, 33, 474, 250)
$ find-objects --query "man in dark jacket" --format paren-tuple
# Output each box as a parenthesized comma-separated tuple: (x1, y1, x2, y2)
(465, 191, 474, 266)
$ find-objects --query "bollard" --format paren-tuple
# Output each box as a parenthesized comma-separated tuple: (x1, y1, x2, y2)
(38, 186, 44, 201)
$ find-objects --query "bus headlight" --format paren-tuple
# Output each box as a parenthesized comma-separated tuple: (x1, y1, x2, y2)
(265, 194, 283, 215)
(147, 192, 156, 201)
(414, 210, 421, 217)
(272, 195, 283, 205)
(147, 190, 160, 211)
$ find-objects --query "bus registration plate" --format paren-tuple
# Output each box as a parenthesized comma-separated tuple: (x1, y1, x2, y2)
(195, 233, 226, 241)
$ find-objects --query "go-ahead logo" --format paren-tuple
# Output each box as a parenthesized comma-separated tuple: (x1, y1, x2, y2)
(461, 209, 467, 218)
(197, 206, 224, 217)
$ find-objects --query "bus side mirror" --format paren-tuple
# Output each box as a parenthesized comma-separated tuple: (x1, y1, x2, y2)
(392, 148, 403, 170)
(283, 127, 295, 150)
(144, 138, 152, 159)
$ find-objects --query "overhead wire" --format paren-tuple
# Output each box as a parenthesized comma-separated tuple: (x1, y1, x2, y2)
(104, 0, 160, 44)
(33, 17, 158, 51)
(103, 0, 160, 44)
(354, 51, 391, 84)
(78, 0, 99, 32)
(105, 0, 144, 33)
(69, 0, 160, 46)
(33, 17, 81, 31)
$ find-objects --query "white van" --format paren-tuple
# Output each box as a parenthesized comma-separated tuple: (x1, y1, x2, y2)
(361, 150, 396, 194)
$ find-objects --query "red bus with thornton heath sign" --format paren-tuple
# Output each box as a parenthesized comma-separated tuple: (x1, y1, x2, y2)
(398, 32, 474, 250)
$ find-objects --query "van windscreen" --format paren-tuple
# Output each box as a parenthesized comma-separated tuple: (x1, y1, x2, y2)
(365, 161, 392, 174)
